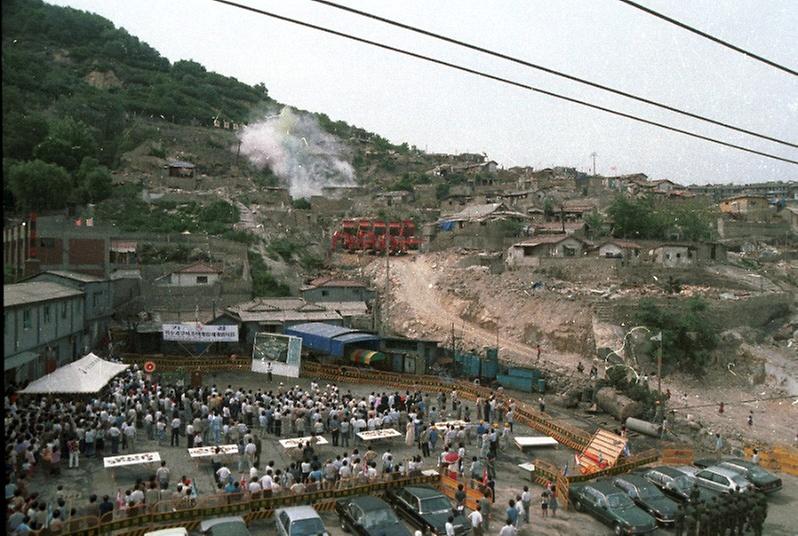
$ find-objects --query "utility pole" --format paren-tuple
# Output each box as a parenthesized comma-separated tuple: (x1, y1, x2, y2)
(384, 233, 390, 335)
(657, 333, 663, 395)
(590, 152, 597, 176)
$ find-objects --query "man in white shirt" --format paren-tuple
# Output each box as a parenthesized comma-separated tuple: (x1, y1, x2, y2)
(498, 520, 516, 536)
(259, 471, 274, 495)
(468, 505, 484, 536)
(247, 479, 262, 495)
(216, 465, 231, 485)
(170, 416, 181, 447)
(444, 516, 456, 536)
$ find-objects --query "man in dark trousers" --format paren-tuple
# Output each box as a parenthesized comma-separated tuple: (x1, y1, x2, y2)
(253, 433, 262, 469)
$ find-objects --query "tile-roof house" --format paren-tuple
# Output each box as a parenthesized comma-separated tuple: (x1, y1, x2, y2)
(156, 261, 222, 287)
(300, 277, 375, 303)
(596, 240, 642, 262)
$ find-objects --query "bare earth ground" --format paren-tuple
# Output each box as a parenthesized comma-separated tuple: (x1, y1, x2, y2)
(362, 252, 797, 448)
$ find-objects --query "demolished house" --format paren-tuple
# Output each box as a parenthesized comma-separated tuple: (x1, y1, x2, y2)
(506, 234, 588, 268)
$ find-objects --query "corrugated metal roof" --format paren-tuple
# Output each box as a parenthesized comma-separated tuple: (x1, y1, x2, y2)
(512, 235, 584, 248)
(316, 302, 369, 316)
(166, 159, 195, 168)
(306, 277, 369, 289)
(4, 282, 84, 308)
(284, 322, 379, 357)
(173, 261, 222, 274)
(42, 270, 107, 283)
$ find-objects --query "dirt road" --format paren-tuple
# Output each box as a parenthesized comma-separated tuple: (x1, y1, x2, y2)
(384, 255, 569, 366)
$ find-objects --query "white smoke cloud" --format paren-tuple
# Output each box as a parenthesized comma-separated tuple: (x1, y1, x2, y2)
(238, 107, 357, 199)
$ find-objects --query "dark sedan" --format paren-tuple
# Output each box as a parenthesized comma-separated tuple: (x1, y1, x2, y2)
(385, 486, 470, 536)
(693, 458, 782, 494)
(569, 480, 658, 535)
(640, 466, 720, 504)
(612, 474, 678, 525)
(336, 496, 411, 536)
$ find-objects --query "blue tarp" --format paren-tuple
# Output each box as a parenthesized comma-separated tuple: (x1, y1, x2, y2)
(438, 220, 455, 231)
(284, 322, 380, 358)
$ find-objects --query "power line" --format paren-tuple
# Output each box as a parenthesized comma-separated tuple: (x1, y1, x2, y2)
(209, 0, 798, 166)
(311, 0, 797, 149)
(618, 0, 798, 77)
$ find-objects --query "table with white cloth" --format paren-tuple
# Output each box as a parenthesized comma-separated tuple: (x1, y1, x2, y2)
(513, 436, 559, 451)
(356, 429, 402, 443)
(104, 452, 162, 483)
(278, 436, 329, 449)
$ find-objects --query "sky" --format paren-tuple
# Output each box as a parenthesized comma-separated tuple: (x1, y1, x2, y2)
(48, 0, 798, 185)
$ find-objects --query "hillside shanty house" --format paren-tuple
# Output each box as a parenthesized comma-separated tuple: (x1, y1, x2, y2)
(652, 243, 697, 267)
(719, 194, 769, 215)
(506, 235, 587, 267)
(155, 261, 222, 287)
(166, 159, 195, 178)
(597, 240, 642, 263)
(300, 277, 375, 303)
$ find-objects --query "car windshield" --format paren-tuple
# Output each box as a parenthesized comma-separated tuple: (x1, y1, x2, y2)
(420, 497, 453, 514)
(362, 509, 400, 528)
(747, 467, 770, 479)
(670, 476, 692, 492)
(291, 519, 326, 536)
(637, 486, 661, 500)
(607, 493, 635, 509)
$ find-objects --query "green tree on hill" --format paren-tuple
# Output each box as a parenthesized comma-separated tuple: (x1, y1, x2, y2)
(8, 159, 72, 211)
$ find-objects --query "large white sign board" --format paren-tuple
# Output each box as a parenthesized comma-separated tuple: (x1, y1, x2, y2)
(251, 333, 302, 377)
(162, 323, 238, 343)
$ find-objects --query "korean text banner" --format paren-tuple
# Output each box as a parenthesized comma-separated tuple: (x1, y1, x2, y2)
(162, 323, 238, 342)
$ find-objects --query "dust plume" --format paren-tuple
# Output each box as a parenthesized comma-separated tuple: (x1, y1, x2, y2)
(238, 107, 357, 199)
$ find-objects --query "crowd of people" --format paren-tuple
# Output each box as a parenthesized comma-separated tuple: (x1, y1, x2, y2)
(5, 365, 525, 535)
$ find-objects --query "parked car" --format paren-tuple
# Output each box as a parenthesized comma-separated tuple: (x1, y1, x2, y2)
(385, 486, 470, 536)
(693, 458, 782, 494)
(691, 465, 753, 494)
(569, 480, 658, 535)
(275, 507, 329, 536)
(641, 466, 720, 504)
(612, 473, 678, 525)
(336, 496, 411, 536)
(200, 517, 251, 536)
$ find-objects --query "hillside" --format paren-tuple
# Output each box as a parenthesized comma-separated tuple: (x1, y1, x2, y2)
(1, 0, 480, 292)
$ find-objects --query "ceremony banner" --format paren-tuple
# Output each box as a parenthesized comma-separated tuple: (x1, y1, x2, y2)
(162, 323, 239, 342)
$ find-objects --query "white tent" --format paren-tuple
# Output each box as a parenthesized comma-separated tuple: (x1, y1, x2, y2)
(20, 353, 130, 395)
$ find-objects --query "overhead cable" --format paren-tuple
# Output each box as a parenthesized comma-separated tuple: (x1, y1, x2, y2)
(617, 0, 798, 77)
(311, 0, 796, 149)
(209, 0, 798, 166)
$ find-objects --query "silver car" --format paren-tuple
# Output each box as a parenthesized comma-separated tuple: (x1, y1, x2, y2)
(275, 506, 329, 536)
(692, 466, 753, 494)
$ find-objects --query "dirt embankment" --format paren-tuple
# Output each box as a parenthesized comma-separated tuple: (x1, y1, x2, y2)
(364, 251, 593, 367)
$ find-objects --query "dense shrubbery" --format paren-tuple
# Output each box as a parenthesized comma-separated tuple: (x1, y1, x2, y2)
(248, 250, 290, 297)
(607, 196, 713, 241)
(634, 296, 718, 376)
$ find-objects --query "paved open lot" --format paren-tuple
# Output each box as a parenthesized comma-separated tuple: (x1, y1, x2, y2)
(29, 369, 796, 535)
